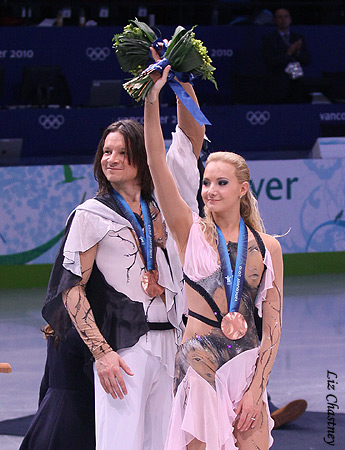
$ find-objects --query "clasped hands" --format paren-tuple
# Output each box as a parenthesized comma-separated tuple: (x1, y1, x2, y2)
(287, 38, 303, 56)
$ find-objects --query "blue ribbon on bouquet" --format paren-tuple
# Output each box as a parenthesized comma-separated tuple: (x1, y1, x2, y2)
(151, 40, 196, 84)
(143, 56, 211, 126)
(150, 38, 168, 59)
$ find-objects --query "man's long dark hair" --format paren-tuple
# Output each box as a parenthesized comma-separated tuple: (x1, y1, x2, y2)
(94, 119, 154, 199)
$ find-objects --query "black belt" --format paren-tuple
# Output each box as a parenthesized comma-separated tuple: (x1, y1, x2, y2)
(147, 321, 174, 330)
(188, 309, 222, 328)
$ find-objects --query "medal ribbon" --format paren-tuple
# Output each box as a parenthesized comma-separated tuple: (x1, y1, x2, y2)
(216, 218, 248, 313)
(112, 189, 154, 271)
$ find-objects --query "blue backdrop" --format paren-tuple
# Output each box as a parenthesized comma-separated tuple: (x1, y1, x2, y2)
(1, 25, 345, 107)
(1, 25, 345, 160)
(1, 103, 345, 160)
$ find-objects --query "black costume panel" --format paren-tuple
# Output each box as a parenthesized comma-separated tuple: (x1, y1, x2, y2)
(19, 329, 95, 450)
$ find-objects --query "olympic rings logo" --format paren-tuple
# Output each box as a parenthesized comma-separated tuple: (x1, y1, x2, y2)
(246, 111, 270, 126)
(86, 47, 110, 61)
(38, 115, 65, 130)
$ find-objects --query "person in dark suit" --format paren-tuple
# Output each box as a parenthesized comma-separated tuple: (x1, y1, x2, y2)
(19, 326, 95, 450)
(262, 7, 312, 104)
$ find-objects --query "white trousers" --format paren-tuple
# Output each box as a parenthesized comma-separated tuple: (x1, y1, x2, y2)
(94, 343, 173, 450)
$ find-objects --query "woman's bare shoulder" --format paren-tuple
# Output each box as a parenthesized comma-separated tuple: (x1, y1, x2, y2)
(258, 231, 282, 255)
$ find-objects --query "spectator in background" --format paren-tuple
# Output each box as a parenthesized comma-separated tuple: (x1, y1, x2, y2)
(262, 7, 312, 104)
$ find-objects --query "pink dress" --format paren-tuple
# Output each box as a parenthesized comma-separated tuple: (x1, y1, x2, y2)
(164, 213, 275, 450)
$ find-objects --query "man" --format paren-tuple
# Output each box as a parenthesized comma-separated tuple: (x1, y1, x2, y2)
(42, 77, 204, 449)
(262, 7, 312, 104)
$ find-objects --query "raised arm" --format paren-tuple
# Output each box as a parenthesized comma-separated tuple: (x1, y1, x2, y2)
(62, 245, 133, 399)
(144, 67, 193, 252)
(150, 44, 205, 159)
(176, 81, 205, 159)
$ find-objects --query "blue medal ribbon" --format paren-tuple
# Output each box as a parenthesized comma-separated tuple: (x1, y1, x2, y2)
(112, 189, 154, 271)
(143, 57, 211, 126)
(216, 218, 248, 313)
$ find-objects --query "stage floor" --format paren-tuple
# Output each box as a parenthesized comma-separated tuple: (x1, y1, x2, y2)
(1, 273, 344, 449)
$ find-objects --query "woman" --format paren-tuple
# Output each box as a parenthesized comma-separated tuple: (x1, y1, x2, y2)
(144, 66, 283, 449)
(19, 326, 95, 450)
(42, 115, 199, 449)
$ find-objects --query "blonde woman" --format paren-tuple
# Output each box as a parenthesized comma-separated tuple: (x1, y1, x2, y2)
(144, 67, 283, 450)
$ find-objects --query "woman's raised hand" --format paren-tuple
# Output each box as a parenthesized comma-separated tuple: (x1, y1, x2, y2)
(146, 45, 171, 104)
(146, 64, 171, 104)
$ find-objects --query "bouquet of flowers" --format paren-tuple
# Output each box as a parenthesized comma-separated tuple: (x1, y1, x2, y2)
(112, 19, 217, 104)
(112, 18, 158, 77)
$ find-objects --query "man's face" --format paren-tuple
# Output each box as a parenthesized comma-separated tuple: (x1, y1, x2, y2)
(101, 131, 139, 190)
(274, 9, 292, 32)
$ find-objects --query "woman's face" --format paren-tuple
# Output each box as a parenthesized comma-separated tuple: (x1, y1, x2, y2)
(186, 347, 218, 386)
(201, 161, 247, 214)
(101, 131, 138, 190)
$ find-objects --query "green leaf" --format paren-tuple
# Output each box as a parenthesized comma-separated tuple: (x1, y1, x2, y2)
(174, 47, 203, 72)
(129, 18, 157, 43)
(113, 36, 151, 73)
(169, 26, 187, 45)
(165, 27, 203, 72)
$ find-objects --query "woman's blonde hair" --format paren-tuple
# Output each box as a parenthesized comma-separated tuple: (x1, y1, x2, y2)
(201, 151, 265, 240)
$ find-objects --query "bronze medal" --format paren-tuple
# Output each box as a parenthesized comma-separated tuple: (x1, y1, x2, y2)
(141, 269, 164, 297)
(221, 312, 248, 340)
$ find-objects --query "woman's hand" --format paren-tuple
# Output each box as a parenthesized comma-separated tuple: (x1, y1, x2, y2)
(150, 41, 169, 62)
(146, 44, 171, 104)
(235, 388, 262, 432)
(146, 64, 171, 104)
(95, 350, 134, 400)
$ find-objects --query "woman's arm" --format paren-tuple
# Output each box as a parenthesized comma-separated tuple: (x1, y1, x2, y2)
(235, 236, 283, 432)
(144, 66, 193, 252)
(150, 45, 205, 159)
(62, 245, 133, 399)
